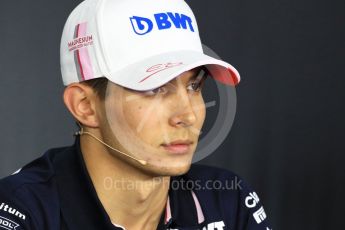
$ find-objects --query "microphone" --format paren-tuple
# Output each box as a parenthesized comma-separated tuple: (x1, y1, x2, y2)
(75, 126, 147, 166)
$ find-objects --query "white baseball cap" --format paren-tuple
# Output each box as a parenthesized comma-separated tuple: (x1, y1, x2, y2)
(60, 0, 240, 90)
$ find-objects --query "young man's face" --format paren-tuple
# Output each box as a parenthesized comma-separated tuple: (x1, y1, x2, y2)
(98, 68, 207, 176)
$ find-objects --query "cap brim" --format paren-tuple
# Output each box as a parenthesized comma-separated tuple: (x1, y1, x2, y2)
(106, 50, 240, 91)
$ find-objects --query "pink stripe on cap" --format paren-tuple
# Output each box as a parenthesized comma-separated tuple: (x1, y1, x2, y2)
(76, 22, 94, 80)
(78, 48, 93, 80)
(191, 190, 205, 224)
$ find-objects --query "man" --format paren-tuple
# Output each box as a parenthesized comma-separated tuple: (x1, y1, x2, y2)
(0, 0, 271, 229)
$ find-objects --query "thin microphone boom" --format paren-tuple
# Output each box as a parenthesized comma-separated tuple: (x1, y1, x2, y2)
(75, 126, 147, 166)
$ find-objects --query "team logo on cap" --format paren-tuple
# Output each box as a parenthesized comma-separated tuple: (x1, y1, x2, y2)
(130, 12, 195, 35)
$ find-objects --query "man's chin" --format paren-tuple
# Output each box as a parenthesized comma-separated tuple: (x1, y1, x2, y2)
(163, 165, 192, 176)
(139, 163, 192, 177)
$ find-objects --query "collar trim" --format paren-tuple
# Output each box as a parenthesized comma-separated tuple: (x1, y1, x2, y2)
(191, 190, 205, 224)
(165, 195, 172, 224)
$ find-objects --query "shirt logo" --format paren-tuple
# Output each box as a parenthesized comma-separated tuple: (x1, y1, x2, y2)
(253, 206, 267, 224)
(202, 221, 225, 230)
(245, 192, 260, 208)
(0, 203, 25, 220)
(0, 216, 20, 230)
(130, 12, 195, 35)
(244, 191, 268, 224)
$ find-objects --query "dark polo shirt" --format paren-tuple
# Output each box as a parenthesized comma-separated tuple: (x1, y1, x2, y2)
(0, 138, 271, 229)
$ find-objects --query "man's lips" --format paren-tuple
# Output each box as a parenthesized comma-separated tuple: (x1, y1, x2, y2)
(161, 140, 193, 154)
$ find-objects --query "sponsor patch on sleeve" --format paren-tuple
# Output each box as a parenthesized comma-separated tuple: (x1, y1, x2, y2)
(244, 191, 272, 229)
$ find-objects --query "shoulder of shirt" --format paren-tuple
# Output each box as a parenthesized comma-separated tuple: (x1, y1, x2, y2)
(184, 164, 272, 229)
(0, 145, 72, 229)
(184, 164, 263, 204)
(180, 164, 257, 200)
(0, 145, 72, 193)
(186, 163, 250, 187)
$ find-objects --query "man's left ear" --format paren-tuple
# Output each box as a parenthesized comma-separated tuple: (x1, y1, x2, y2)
(63, 83, 100, 128)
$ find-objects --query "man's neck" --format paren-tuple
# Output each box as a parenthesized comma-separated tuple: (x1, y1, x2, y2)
(80, 136, 170, 230)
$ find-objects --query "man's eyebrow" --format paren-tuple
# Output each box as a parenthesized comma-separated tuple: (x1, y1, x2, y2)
(163, 67, 208, 87)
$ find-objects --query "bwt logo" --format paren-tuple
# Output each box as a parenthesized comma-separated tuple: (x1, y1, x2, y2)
(130, 12, 195, 35)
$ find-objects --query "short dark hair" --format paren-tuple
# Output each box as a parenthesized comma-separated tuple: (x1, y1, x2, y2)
(82, 77, 109, 100)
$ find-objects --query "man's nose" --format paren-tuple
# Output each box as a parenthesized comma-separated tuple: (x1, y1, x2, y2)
(168, 88, 197, 128)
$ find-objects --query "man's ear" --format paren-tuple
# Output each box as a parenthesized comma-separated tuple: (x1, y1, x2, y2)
(63, 83, 100, 128)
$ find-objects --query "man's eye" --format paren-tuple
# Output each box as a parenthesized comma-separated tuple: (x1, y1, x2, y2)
(144, 86, 168, 96)
(187, 68, 207, 92)
(187, 81, 203, 92)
